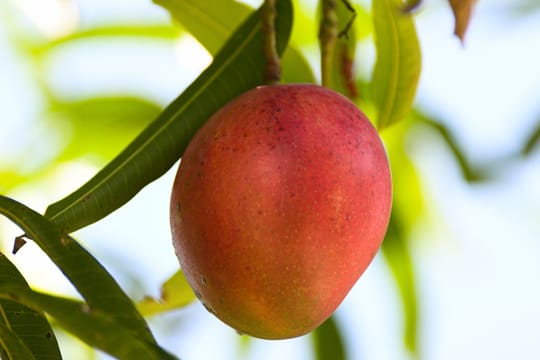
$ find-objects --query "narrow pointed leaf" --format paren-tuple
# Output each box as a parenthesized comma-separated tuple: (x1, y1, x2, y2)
(381, 212, 418, 354)
(312, 316, 346, 360)
(0, 195, 155, 344)
(0, 253, 61, 360)
(449, 0, 476, 42)
(44, 0, 294, 234)
(137, 269, 195, 317)
(0, 322, 36, 360)
(0, 287, 177, 360)
(371, 0, 421, 129)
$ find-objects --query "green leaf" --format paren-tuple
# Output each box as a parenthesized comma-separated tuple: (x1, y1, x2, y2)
(154, 0, 251, 55)
(0, 287, 178, 360)
(30, 25, 181, 56)
(137, 269, 195, 317)
(381, 211, 418, 355)
(312, 316, 346, 360)
(49, 96, 162, 162)
(522, 118, 540, 156)
(448, 0, 476, 42)
(416, 112, 487, 182)
(281, 47, 316, 84)
(44, 0, 294, 234)
(0, 195, 155, 345)
(0, 322, 36, 360)
(0, 253, 61, 360)
(156, 0, 314, 83)
(371, 0, 421, 129)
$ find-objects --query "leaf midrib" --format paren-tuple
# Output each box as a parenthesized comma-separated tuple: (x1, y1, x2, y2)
(47, 21, 260, 223)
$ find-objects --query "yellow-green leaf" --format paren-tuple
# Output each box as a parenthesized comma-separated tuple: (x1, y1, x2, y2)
(137, 270, 195, 317)
(371, 0, 421, 129)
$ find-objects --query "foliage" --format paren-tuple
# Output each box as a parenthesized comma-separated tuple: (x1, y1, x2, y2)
(4, 0, 528, 359)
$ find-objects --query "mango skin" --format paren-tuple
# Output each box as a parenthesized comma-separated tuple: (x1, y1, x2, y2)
(170, 84, 391, 339)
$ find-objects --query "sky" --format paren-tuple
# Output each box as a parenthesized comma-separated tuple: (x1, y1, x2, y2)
(1, 0, 540, 359)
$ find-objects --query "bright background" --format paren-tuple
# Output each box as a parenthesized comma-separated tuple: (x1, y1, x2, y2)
(1, 0, 540, 359)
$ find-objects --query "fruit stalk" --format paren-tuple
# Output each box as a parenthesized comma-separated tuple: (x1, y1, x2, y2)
(319, 0, 338, 87)
(262, 0, 281, 84)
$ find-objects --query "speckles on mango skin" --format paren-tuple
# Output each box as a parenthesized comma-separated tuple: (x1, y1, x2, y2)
(170, 84, 392, 340)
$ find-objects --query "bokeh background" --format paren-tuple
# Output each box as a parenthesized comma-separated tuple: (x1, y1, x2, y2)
(1, 0, 540, 359)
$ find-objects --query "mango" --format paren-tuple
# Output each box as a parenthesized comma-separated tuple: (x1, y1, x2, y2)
(170, 84, 391, 339)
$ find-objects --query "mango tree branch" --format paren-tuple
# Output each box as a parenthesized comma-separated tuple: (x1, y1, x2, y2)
(319, 0, 338, 88)
(262, 0, 281, 84)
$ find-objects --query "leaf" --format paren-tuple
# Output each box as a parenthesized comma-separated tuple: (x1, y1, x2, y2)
(0, 286, 178, 360)
(137, 269, 195, 317)
(156, 0, 314, 82)
(154, 0, 251, 55)
(49, 96, 162, 162)
(0, 322, 36, 360)
(449, 0, 476, 42)
(371, 0, 421, 129)
(0, 195, 155, 345)
(522, 118, 540, 156)
(381, 211, 418, 354)
(0, 253, 61, 360)
(281, 47, 316, 84)
(44, 0, 294, 234)
(312, 316, 346, 360)
(416, 112, 487, 182)
(381, 120, 424, 226)
(30, 25, 181, 56)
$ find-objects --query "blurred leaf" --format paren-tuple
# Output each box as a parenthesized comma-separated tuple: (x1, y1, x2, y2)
(0, 322, 36, 360)
(352, 4, 373, 41)
(371, 0, 421, 129)
(416, 113, 487, 182)
(154, 0, 250, 55)
(0, 286, 177, 360)
(312, 316, 346, 360)
(0, 254, 61, 360)
(281, 47, 316, 83)
(381, 121, 422, 354)
(157, 0, 314, 83)
(31, 25, 181, 56)
(44, 0, 293, 234)
(0, 170, 27, 193)
(449, 0, 476, 42)
(382, 120, 424, 226)
(0, 195, 155, 345)
(522, 118, 540, 156)
(137, 269, 195, 317)
(382, 211, 418, 355)
(50, 96, 162, 162)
